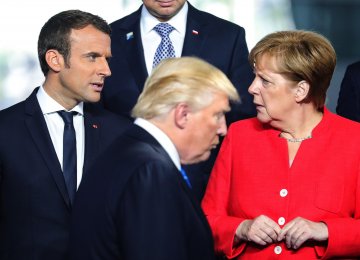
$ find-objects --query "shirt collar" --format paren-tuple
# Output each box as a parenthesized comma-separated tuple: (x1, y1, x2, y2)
(140, 1, 188, 36)
(36, 85, 84, 116)
(134, 117, 181, 170)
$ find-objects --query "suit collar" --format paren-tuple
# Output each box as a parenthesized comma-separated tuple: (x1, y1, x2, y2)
(134, 118, 181, 170)
(25, 88, 72, 209)
(117, 3, 207, 91)
(126, 124, 169, 158)
(36, 85, 84, 115)
(140, 2, 188, 35)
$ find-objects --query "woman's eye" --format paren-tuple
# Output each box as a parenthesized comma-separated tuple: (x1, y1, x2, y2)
(261, 77, 270, 87)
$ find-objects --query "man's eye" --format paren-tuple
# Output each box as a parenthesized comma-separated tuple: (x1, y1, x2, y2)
(86, 53, 99, 62)
(216, 113, 224, 121)
(88, 55, 97, 61)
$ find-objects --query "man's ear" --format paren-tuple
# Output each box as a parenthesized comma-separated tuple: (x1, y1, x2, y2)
(174, 103, 190, 129)
(45, 49, 63, 73)
(295, 80, 310, 102)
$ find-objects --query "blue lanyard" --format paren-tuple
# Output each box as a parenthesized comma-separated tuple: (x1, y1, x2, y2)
(180, 167, 192, 188)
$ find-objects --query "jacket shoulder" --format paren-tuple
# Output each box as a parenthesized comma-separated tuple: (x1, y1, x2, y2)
(110, 8, 141, 32)
(84, 103, 131, 128)
(0, 100, 26, 122)
(346, 60, 360, 75)
(189, 4, 245, 32)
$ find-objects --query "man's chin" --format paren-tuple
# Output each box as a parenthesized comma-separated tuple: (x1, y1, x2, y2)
(85, 94, 101, 104)
(181, 151, 211, 165)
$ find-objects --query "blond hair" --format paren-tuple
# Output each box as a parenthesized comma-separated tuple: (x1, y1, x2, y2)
(249, 30, 336, 109)
(132, 57, 239, 119)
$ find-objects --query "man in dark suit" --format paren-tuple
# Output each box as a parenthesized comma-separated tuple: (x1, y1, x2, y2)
(69, 57, 240, 260)
(102, 0, 256, 200)
(0, 10, 129, 260)
(336, 60, 360, 122)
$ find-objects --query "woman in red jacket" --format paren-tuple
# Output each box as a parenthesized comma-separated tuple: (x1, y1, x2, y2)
(202, 30, 360, 259)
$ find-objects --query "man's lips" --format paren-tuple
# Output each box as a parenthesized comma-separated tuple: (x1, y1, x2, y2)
(158, 0, 174, 7)
(91, 83, 104, 92)
(210, 142, 219, 150)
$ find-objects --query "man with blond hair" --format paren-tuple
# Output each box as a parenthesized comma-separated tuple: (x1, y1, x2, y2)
(70, 57, 239, 260)
(103, 0, 256, 201)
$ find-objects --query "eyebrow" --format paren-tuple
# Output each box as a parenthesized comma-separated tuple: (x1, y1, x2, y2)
(223, 106, 231, 113)
(83, 51, 112, 58)
(255, 69, 271, 79)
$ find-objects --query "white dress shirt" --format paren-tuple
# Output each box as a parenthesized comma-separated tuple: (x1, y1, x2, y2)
(36, 86, 85, 188)
(134, 117, 181, 171)
(140, 2, 188, 74)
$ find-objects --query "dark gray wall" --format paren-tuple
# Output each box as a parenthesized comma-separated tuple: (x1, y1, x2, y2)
(291, 0, 360, 112)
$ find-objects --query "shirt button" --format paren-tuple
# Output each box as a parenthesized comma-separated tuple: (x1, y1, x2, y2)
(280, 189, 288, 197)
(278, 217, 285, 225)
(274, 245, 282, 254)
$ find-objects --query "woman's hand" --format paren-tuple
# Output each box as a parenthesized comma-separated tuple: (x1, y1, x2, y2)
(277, 217, 328, 249)
(235, 215, 281, 246)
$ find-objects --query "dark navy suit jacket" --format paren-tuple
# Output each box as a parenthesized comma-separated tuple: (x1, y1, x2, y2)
(103, 3, 255, 122)
(336, 61, 360, 122)
(102, 3, 256, 200)
(69, 124, 216, 260)
(0, 88, 130, 260)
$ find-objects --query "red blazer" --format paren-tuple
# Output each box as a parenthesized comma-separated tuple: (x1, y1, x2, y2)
(202, 108, 360, 259)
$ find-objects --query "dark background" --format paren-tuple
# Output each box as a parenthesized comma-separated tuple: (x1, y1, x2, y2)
(291, 0, 360, 112)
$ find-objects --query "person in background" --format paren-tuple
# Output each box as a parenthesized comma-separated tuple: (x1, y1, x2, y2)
(69, 57, 239, 260)
(0, 10, 129, 260)
(336, 60, 360, 121)
(202, 30, 360, 259)
(101, 0, 256, 200)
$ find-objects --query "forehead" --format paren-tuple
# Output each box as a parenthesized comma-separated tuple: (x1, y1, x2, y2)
(203, 92, 229, 112)
(255, 53, 280, 73)
(69, 25, 110, 48)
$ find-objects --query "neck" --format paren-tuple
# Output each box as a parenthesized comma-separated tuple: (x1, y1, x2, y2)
(278, 106, 323, 140)
(279, 132, 312, 142)
(43, 79, 77, 111)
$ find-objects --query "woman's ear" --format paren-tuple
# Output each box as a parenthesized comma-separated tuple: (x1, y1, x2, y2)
(295, 80, 310, 102)
(45, 49, 63, 73)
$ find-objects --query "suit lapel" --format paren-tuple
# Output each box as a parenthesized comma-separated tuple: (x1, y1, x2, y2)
(25, 88, 71, 209)
(118, 4, 208, 89)
(182, 4, 207, 57)
(129, 125, 211, 233)
(122, 7, 148, 92)
(127, 124, 170, 159)
(82, 104, 101, 176)
(180, 176, 213, 236)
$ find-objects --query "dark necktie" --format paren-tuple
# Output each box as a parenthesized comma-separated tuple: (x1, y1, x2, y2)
(152, 23, 176, 68)
(57, 110, 77, 205)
